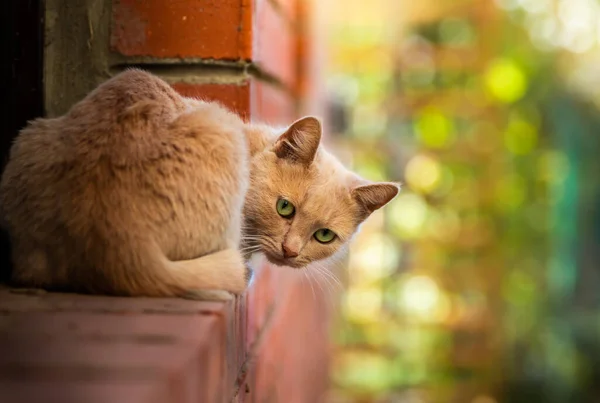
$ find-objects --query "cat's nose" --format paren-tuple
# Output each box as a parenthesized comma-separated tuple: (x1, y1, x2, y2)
(282, 243, 299, 258)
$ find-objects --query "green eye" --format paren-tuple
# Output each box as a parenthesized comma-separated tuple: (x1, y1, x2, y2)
(276, 198, 295, 217)
(314, 228, 336, 243)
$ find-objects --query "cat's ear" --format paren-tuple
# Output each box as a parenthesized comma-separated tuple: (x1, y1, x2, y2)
(273, 116, 322, 165)
(352, 182, 400, 215)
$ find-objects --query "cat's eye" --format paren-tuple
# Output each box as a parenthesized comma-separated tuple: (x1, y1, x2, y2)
(276, 198, 295, 217)
(314, 228, 336, 243)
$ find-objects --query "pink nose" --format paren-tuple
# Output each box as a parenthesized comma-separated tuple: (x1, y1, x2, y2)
(282, 243, 299, 258)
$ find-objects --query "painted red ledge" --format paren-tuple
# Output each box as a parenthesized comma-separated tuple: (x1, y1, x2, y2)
(0, 262, 330, 403)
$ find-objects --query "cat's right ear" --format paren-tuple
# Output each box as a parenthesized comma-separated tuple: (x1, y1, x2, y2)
(273, 116, 322, 165)
(351, 182, 400, 217)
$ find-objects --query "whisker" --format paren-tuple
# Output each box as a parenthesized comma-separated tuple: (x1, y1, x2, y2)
(239, 249, 261, 255)
(262, 239, 279, 251)
(307, 267, 325, 297)
(239, 247, 260, 252)
(313, 264, 342, 297)
(314, 261, 343, 286)
(239, 245, 261, 250)
(238, 244, 262, 251)
(318, 267, 342, 288)
(303, 269, 316, 302)
(311, 266, 340, 306)
(312, 266, 334, 295)
(239, 243, 262, 249)
(239, 240, 263, 245)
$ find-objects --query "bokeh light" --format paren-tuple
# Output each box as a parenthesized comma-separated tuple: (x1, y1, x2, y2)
(414, 106, 455, 148)
(398, 275, 450, 322)
(484, 59, 528, 103)
(344, 286, 383, 323)
(349, 232, 401, 283)
(324, 0, 600, 401)
(388, 193, 429, 238)
(504, 114, 539, 155)
(405, 154, 442, 194)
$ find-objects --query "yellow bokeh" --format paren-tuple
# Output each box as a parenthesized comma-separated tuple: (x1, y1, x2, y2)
(333, 350, 394, 393)
(504, 115, 538, 155)
(494, 174, 527, 211)
(426, 208, 461, 243)
(484, 58, 528, 103)
(405, 154, 442, 194)
(349, 232, 401, 284)
(398, 275, 451, 322)
(430, 166, 455, 197)
(344, 286, 384, 323)
(414, 106, 455, 148)
(388, 193, 429, 238)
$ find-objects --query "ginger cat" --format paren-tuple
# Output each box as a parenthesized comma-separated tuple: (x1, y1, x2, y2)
(0, 69, 399, 299)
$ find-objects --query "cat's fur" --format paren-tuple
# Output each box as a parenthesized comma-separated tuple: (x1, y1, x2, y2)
(0, 69, 399, 298)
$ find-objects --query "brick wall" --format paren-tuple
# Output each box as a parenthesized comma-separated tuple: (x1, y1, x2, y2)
(44, 0, 301, 124)
(1, 0, 330, 402)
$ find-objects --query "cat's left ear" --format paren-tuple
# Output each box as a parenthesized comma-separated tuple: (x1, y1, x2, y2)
(273, 116, 322, 165)
(352, 182, 400, 216)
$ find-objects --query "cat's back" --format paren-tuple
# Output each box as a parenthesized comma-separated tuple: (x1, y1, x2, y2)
(0, 70, 188, 229)
(67, 68, 186, 126)
(7, 69, 188, 166)
(64, 69, 188, 162)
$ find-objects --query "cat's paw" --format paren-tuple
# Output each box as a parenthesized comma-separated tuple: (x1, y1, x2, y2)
(212, 248, 248, 294)
(182, 289, 236, 301)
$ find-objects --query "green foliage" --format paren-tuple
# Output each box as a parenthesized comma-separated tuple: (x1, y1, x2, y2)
(327, 0, 600, 401)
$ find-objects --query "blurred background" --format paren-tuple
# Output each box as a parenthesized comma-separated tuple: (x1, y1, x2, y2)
(319, 0, 600, 402)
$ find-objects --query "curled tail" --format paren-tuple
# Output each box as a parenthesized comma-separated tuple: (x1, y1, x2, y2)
(82, 241, 248, 297)
(165, 248, 249, 296)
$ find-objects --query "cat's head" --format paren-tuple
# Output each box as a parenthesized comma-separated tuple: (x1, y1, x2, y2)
(244, 117, 399, 268)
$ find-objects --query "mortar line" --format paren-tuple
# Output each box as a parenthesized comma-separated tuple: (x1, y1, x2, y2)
(109, 61, 294, 95)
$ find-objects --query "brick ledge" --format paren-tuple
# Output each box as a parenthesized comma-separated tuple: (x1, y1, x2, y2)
(0, 265, 277, 403)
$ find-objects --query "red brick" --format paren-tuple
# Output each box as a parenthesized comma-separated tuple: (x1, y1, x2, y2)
(0, 286, 251, 403)
(295, 0, 325, 118)
(0, 312, 224, 403)
(0, 381, 170, 403)
(249, 268, 331, 403)
(0, 264, 331, 403)
(250, 80, 296, 125)
(296, 0, 312, 102)
(254, 0, 298, 90)
(245, 264, 276, 349)
(168, 80, 295, 125)
(0, 288, 225, 314)
(111, 0, 253, 60)
(171, 81, 252, 120)
(111, 0, 298, 91)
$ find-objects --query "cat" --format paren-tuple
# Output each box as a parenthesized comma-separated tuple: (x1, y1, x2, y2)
(0, 69, 399, 300)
